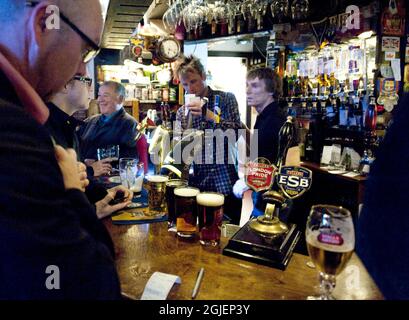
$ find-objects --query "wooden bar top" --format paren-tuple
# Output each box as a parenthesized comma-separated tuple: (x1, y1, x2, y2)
(103, 220, 383, 300)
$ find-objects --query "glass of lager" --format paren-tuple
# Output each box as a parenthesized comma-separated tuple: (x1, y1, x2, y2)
(145, 175, 169, 214)
(306, 205, 355, 300)
(174, 187, 200, 238)
(197, 192, 225, 246)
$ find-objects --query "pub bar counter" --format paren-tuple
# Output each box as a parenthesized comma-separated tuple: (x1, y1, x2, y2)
(103, 219, 382, 300)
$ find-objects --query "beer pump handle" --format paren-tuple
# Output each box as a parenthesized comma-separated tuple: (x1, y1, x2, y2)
(276, 116, 295, 169)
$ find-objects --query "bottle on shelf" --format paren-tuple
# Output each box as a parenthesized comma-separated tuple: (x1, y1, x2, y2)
(359, 149, 374, 176)
(338, 96, 348, 127)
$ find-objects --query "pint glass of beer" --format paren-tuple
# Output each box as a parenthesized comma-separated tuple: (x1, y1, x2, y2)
(305, 205, 355, 300)
(197, 192, 225, 246)
(165, 179, 188, 228)
(145, 175, 169, 213)
(174, 187, 200, 238)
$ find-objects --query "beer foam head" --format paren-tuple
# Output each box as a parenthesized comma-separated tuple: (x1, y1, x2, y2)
(166, 179, 188, 187)
(197, 193, 224, 207)
(174, 187, 200, 197)
(146, 175, 168, 183)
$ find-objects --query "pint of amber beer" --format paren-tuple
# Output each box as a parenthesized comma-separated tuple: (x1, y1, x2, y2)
(145, 175, 169, 213)
(174, 187, 200, 238)
(197, 192, 225, 246)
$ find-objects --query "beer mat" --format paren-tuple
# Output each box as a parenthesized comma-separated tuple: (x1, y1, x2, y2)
(128, 189, 148, 208)
(111, 210, 167, 225)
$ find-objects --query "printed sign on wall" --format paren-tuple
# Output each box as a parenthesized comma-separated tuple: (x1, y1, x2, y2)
(381, 36, 400, 52)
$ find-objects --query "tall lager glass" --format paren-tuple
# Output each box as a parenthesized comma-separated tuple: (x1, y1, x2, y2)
(305, 205, 355, 300)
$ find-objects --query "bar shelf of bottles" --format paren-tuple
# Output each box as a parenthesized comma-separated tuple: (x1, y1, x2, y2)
(279, 35, 383, 172)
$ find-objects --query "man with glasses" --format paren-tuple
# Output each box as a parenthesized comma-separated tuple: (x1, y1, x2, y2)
(46, 74, 133, 218)
(0, 0, 121, 299)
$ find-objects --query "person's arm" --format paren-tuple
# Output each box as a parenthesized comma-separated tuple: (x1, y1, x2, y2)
(119, 119, 139, 158)
(0, 106, 121, 299)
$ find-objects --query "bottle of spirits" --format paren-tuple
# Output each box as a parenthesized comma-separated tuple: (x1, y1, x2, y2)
(304, 130, 314, 162)
(359, 149, 374, 176)
(236, 13, 245, 34)
(364, 96, 377, 132)
(211, 16, 217, 37)
(339, 96, 348, 127)
(347, 96, 357, 127)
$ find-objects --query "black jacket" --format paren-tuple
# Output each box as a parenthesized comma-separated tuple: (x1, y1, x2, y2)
(45, 102, 108, 203)
(357, 94, 409, 299)
(0, 72, 121, 299)
(78, 108, 138, 161)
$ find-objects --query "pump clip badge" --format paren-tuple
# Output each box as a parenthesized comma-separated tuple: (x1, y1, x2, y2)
(245, 158, 277, 192)
(277, 166, 312, 199)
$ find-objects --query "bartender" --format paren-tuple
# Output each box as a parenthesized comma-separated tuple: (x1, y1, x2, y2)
(174, 54, 243, 225)
(233, 67, 300, 217)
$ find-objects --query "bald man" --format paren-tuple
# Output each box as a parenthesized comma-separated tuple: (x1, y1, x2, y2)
(0, 1, 121, 299)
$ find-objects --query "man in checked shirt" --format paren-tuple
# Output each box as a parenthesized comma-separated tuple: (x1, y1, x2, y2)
(174, 55, 243, 225)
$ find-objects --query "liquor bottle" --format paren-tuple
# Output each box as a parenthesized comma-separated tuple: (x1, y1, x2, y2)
(236, 13, 245, 34)
(219, 18, 228, 36)
(347, 97, 357, 127)
(164, 102, 172, 129)
(338, 96, 348, 127)
(304, 130, 314, 162)
(364, 97, 377, 132)
(211, 16, 217, 37)
(247, 14, 256, 33)
(228, 16, 236, 35)
(359, 149, 374, 176)
(355, 96, 363, 129)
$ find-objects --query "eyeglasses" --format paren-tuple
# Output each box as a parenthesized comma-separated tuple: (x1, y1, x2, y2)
(25, 1, 101, 63)
(73, 75, 93, 87)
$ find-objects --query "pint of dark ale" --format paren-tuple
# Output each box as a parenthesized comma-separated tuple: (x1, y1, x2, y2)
(174, 187, 200, 238)
(197, 192, 225, 246)
(165, 179, 188, 227)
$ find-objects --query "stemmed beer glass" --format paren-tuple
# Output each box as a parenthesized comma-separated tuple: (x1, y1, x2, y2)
(305, 205, 355, 300)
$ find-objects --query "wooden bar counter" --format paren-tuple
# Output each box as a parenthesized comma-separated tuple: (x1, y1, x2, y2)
(103, 219, 383, 300)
